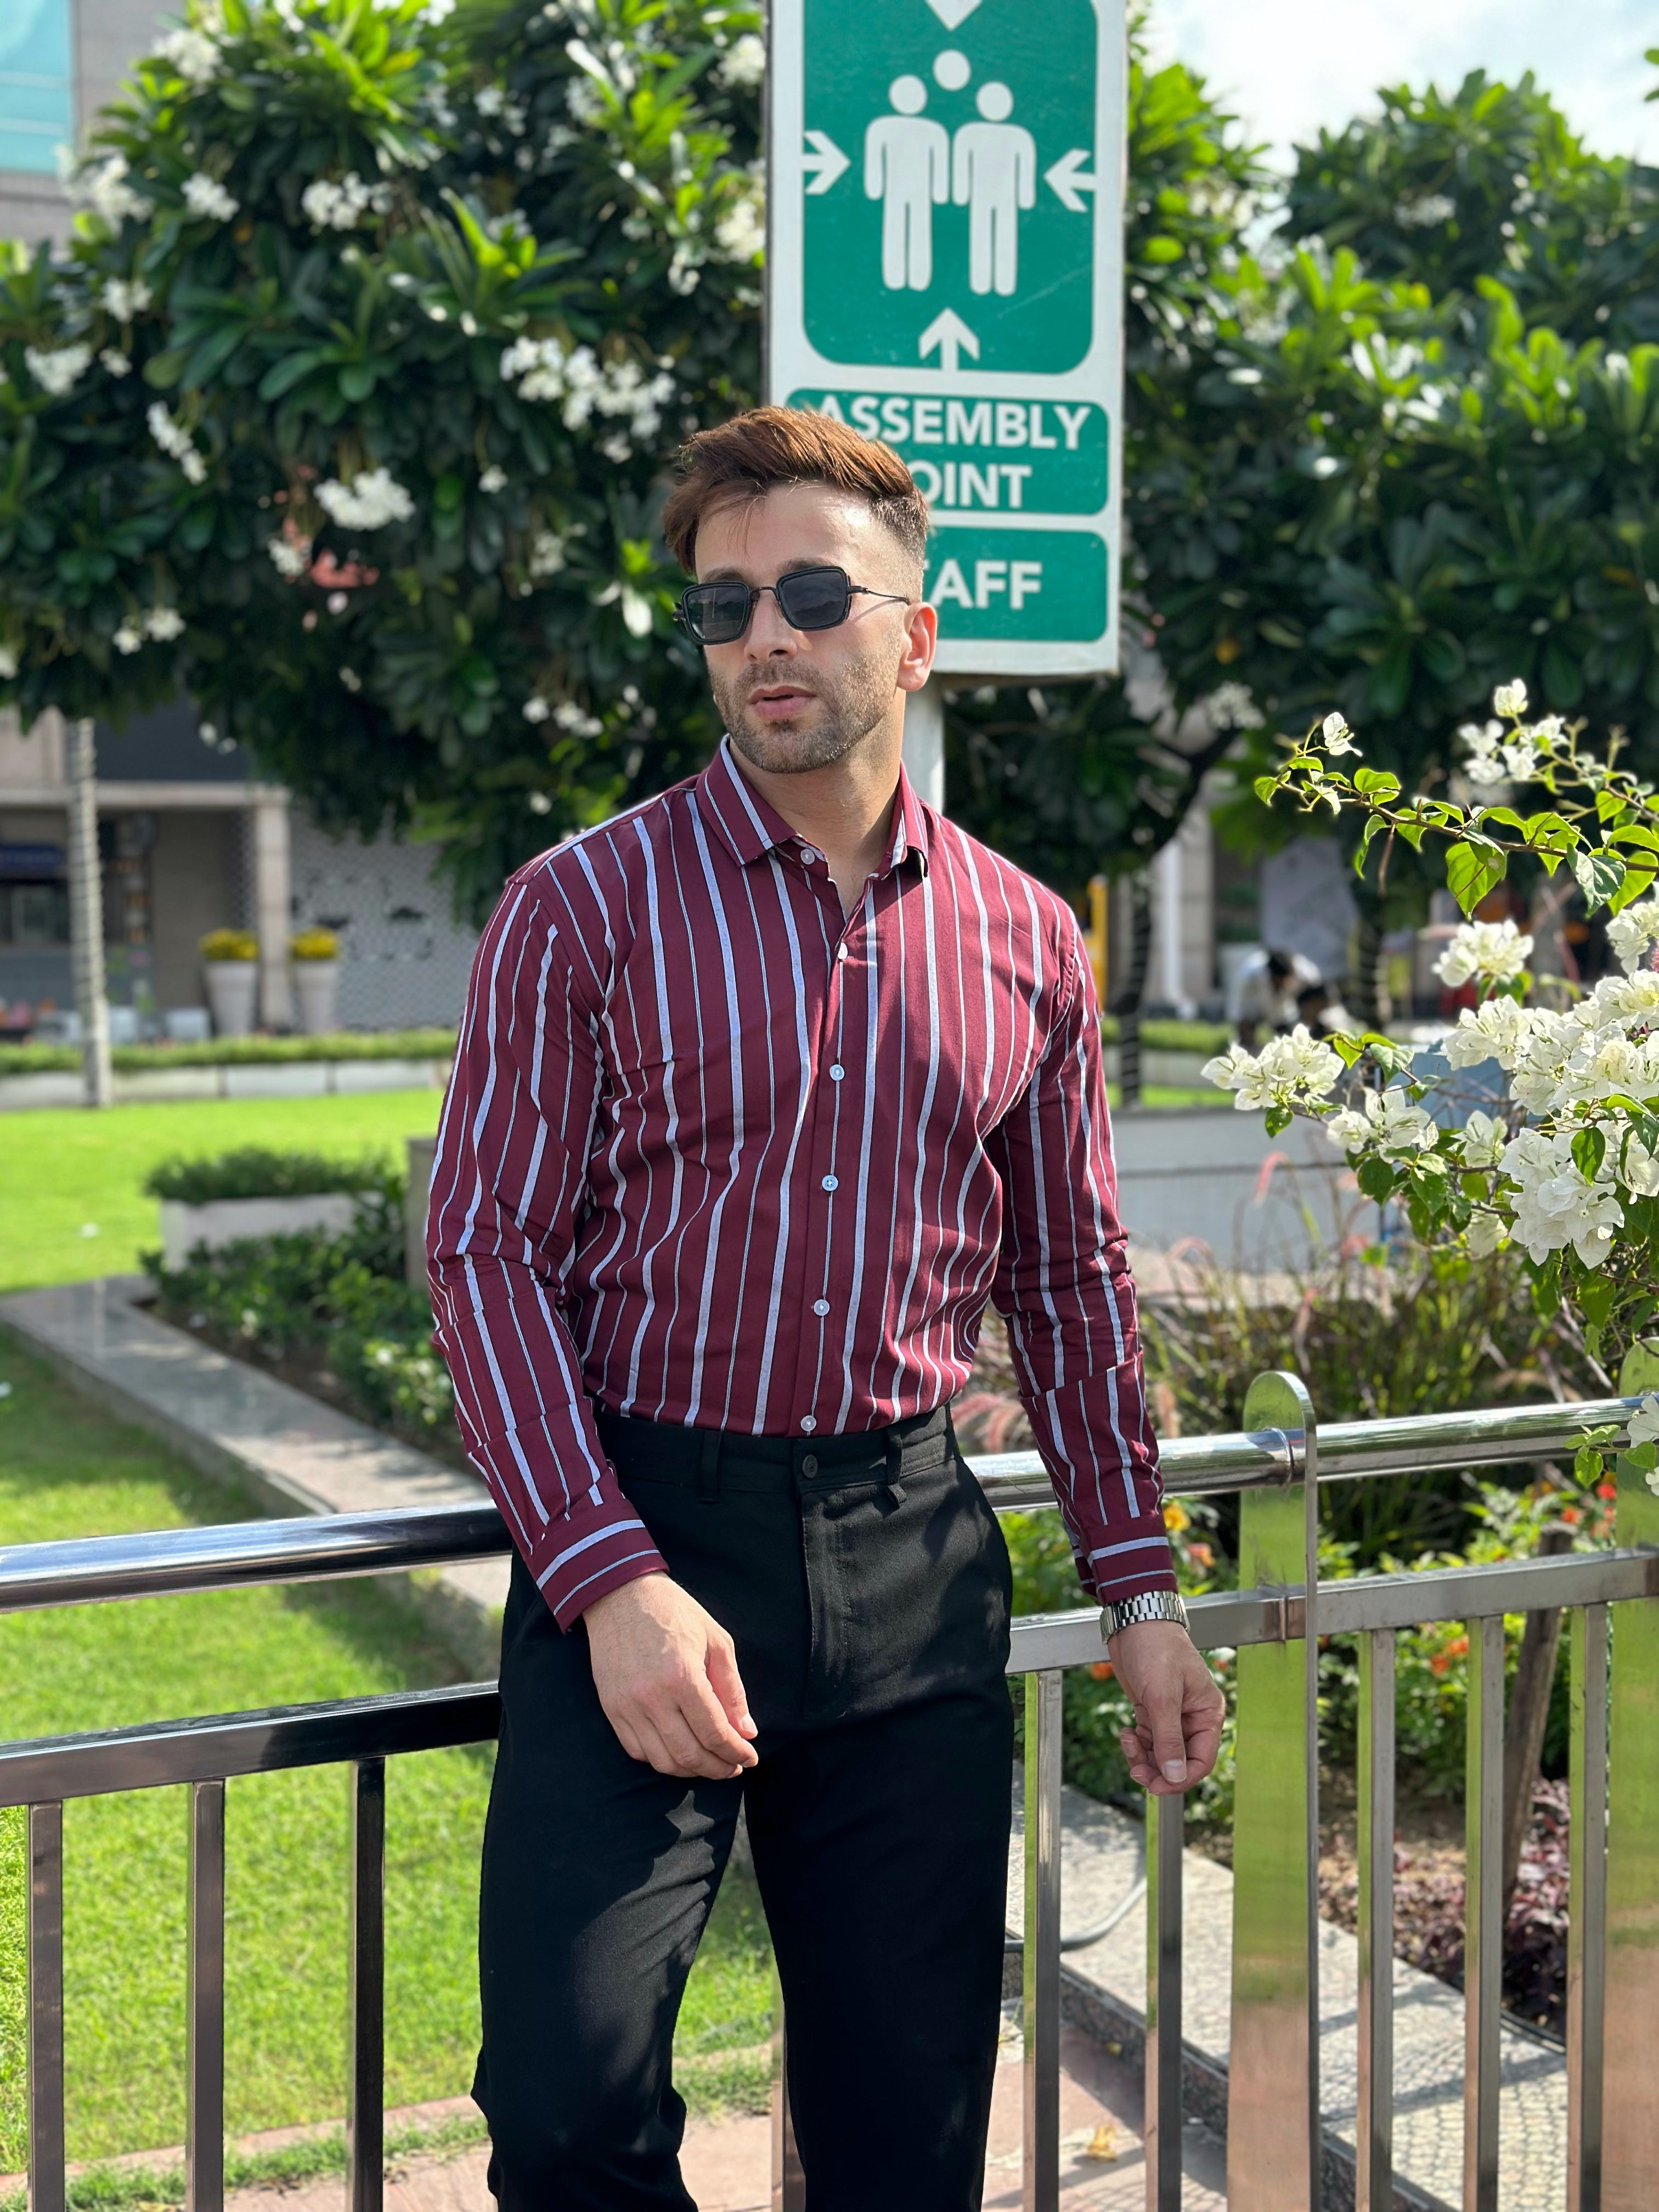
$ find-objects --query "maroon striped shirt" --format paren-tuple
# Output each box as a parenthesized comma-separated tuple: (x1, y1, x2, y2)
(427, 740, 1173, 1628)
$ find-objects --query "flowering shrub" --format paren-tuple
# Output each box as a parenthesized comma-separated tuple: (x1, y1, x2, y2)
(1208, 685, 1659, 1471)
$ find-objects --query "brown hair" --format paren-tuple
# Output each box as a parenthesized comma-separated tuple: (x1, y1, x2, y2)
(659, 405, 929, 578)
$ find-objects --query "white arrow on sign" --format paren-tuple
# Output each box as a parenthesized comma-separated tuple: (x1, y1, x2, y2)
(1044, 148, 1098, 215)
(802, 129, 849, 195)
(918, 308, 979, 374)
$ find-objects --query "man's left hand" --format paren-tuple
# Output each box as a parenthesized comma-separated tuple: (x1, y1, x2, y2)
(1107, 1620, 1225, 1796)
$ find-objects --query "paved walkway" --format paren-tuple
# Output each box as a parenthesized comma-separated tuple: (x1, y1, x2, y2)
(1008, 1781, 1565, 2212)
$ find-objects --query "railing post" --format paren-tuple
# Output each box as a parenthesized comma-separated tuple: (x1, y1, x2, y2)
(1144, 1791, 1183, 2212)
(1568, 1602, 1608, 2212)
(1227, 1370, 1319, 2212)
(1463, 1614, 1503, 2211)
(1356, 1628, 1395, 2212)
(770, 1967, 804, 2211)
(186, 1779, 226, 2212)
(348, 1759, 386, 2212)
(27, 1802, 65, 2212)
(1601, 1343, 1659, 2212)
(1023, 1668, 1063, 2212)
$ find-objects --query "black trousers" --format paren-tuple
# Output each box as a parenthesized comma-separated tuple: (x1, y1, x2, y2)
(474, 1405, 1014, 2211)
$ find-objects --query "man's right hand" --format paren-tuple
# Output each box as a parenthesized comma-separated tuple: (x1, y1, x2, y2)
(582, 1572, 759, 1780)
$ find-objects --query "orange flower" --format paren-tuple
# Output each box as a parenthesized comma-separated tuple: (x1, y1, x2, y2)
(1596, 1480, 1617, 1500)
(1163, 1499, 1189, 1534)
(1090, 1660, 1115, 1681)
(1560, 1506, 1582, 1527)
(1187, 1541, 1215, 1571)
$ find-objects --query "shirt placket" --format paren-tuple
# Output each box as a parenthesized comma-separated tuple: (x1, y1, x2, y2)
(789, 842, 872, 1437)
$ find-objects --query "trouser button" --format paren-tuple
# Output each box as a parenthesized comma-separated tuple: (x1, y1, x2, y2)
(801, 1453, 819, 1476)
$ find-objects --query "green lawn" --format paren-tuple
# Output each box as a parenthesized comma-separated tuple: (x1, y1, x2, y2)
(0, 1342, 774, 2171)
(0, 1093, 444, 1296)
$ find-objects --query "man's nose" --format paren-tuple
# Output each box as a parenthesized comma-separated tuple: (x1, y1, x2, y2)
(743, 590, 801, 657)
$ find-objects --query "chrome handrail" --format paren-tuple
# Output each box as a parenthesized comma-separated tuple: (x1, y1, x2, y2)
(0, 1392, 1638, 1613)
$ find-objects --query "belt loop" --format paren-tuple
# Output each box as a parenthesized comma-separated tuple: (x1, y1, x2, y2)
(884, 1431, 906, 1505)
(697, 1429, 721, 1504)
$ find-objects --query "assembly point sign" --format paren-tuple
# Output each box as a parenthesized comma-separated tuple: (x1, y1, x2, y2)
(766, 0, 1126, 678)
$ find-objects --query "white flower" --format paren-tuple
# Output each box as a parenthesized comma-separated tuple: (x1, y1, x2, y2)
(145, 605, 184, 641)
(267, 534, 311, 579)
(528, 529, 566, 578)
(1395, 192, 1456, 228)
(1325, 1087, 1437, 1156)
(715, 32, 765, 88)
(0, 646, 18, 680)
(339, 665, 362, 692)
(24, 343, 92, 397)
(147, 400, 208, 484)
(315, 467, 414, 529)
(1433, 918, 1533, 989)
(1466, 1211, 1505, 1258)
(1594, 968, 1659, 1024)
(1321, 711, 1359, 755)
(479, 465, 507, 493)
(1607, 899, 1659, 976)
(1443, 995, 1539, 1071)
(112, 622, 144, 654)
(1493, 679, 1529, 719)
(99, 349, 133, 377)
(1205, 682, 1263, 732)
(154, 25, 221, 83)
(1628, 1392, 1659, 1449)
(713, 185, 765, 263)
(565, 74, 607, 123)
(500, 336, 675, 440)
(553, 698, 602, 737)
(301, 172, 391, 230)
(1503, 1128, 1623, 1268)
(1500, 737, 1541, 781)
(522, 696, 551, 723)
(1459, 1110, 1508, 1169)
(183, 171, 239, 221)
(101, 277, 151, 320)
(528, 789, 554, 814)
(1204, 1024, 1344, 1114)
(71, 154, 152, 225)
(1617, 1133, 1659, 1199)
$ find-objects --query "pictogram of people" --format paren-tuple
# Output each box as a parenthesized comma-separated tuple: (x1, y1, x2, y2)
(863, 75, 949, 292)
(951, 82, 1036, 297)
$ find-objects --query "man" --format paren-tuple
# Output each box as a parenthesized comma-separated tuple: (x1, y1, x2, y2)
(1233, 944, 1322, 1047)
(427, 405, 1223, 2211)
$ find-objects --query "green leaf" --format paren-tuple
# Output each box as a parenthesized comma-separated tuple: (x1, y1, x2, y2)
(1264, 1104, 1291, 1136)
(1356, 1153, 1396, 1203)
(1575, 1443, 1606, 1487)
(1571, 848, 1626, 911)
(1572, 1126, 1607, 1182)
(1252, 775, 1279, 805)
(1446, 837, 1507, 915)
(1352, 767, 1401, 802)
(1579, 1273, 1618, 1329)
(1609, 867, 1657, 916)
(142, 348, 190, 390)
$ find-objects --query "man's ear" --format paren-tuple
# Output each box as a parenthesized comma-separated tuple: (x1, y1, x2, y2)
(896, 599, 937, 695)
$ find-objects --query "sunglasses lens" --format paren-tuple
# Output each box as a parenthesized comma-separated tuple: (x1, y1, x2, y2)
(682, 584, 753, 644)
(775, 568, 851, 631)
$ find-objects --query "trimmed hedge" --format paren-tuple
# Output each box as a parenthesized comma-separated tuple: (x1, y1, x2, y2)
(0, 1028, 456, 1076)
(142, 1148, 392, 1204)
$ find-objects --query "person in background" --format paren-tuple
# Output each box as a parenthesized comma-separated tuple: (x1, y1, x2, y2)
(1294, 979, 1354, 1041)
(1234, 945, 1322, 1047)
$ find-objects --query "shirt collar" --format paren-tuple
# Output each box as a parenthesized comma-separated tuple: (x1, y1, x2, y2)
(697, 736, 932, 878)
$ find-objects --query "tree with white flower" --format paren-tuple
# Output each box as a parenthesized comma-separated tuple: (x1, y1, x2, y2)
(1209, 685, 1659, 1483)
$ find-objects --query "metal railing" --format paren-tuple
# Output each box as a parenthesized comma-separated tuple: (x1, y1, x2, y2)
(3, 1368, 1656, 2212)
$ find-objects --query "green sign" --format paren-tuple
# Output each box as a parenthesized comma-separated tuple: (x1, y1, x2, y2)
(769, 0, 1125, 676)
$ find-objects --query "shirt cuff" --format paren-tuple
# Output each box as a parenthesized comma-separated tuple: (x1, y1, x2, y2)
(1078, 1514, 1178, 1606)
(523, 1495, 669, 1630)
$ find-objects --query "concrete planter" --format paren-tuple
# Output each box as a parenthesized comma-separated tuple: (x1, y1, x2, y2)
(292, 960, 340, 1037)
(159, 1191, 363, 1272)
(203, 960, 258, 1039)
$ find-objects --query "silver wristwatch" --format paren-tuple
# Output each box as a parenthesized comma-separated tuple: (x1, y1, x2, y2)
(1101, 1590, 1189, 1641)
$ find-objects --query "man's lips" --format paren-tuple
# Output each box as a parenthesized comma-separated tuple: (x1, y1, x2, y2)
(746, 685, 817, 716)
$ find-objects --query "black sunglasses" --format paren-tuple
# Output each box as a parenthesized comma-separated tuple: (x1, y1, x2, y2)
(673, 564, 910, 647)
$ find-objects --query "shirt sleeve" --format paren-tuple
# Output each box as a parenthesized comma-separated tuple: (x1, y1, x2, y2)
(983, 913, 1176, 1607)
(426, 875, 668, 1629)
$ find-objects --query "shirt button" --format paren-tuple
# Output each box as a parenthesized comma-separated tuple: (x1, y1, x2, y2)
(800, 1417, 817, 1434)
(829, 1064, 844, 1081)
(821, 1175, 838, 1192)
(836, 944, 849, 962)
(812, 1299, 830, 1316)
(799, 846, 821, 865)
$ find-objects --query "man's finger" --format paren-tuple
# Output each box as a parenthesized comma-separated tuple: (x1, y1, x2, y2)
(684, 1674, 759, 1768)
(1144, 1681, 1190, 1788)
(645, 1698, 738, 1779)
(705, 1638, 758, 1740)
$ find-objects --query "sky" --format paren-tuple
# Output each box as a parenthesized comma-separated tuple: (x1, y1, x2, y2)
(1145, 0, 1658, 169)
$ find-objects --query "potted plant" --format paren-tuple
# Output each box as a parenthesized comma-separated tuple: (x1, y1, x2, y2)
(200, 929, 259, 1039)
(289, 926, 341, 1036)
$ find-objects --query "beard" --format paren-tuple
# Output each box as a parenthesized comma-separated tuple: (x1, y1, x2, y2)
(709, 643, 900, 777)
